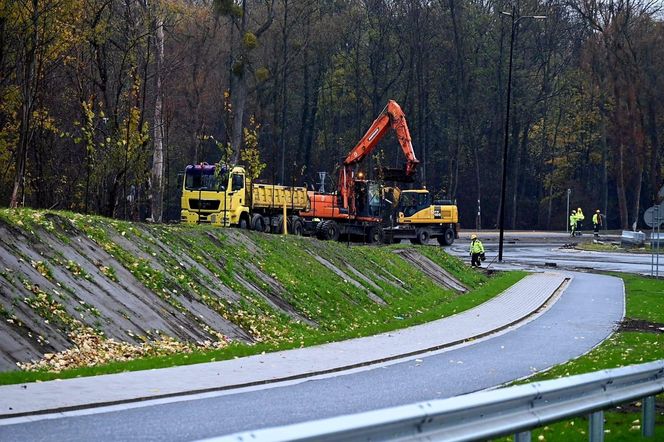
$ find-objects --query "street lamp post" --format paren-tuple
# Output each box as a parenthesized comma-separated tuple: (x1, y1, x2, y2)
(566, 188, 571, 234)
(498, 9, 546, 262)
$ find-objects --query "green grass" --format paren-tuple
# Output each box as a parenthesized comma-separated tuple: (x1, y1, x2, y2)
(494, 273, 664, 441)
(577, 241, 656, 254)
(497, 415, 664, 442)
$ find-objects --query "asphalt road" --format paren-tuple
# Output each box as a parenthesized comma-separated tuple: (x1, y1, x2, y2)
(447, 231, 660, 275)
(0, 272, 624, 441)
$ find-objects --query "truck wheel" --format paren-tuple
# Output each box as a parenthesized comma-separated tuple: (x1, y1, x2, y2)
(415, 228, 430, 245)
(365, 226, 383, 244)
(251, 214, 266, 232)
(437, 227, 455, 246)
(291, 218, 304, 236)
(239, 215, 250, 230)
(315, 221, 327, 239)
(325, 221, 340, 241)
(275, 215, 285, 234)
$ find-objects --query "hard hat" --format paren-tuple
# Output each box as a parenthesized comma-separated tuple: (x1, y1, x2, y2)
(471, 234, 477, 240)
(596, 209, 600, 213)
(577, 207, 582, 210)
(572, 209, 576, 212)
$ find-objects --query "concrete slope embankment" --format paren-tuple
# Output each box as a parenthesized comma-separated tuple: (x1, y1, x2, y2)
(0, 210, 471, 372)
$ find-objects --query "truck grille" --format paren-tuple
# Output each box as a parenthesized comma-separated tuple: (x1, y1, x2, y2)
(189, 199, 220, 210)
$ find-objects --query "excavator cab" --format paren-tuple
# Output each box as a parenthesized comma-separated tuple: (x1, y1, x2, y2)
(354, 180, 383, 219)
(398, 190, 432, 218)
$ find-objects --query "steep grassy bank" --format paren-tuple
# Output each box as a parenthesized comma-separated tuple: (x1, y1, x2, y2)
(0, 209, 523, 383)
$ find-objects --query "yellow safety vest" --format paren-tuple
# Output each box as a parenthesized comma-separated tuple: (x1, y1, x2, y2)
(470, 239, 484, 254)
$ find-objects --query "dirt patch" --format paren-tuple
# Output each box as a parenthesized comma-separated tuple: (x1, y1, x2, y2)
(234, 273, 316, 327)
(226, 231, 260, 255)
(618, 318, 664, 334)
(393, 249, 468, 293)
(312, 255, 386, 305)
(613, 399, 664, 414)
(560, 242, 579, 249)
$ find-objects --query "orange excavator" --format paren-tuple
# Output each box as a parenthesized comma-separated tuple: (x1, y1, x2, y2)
(299, 100, 420, 242)
(340, 100, 419, 212)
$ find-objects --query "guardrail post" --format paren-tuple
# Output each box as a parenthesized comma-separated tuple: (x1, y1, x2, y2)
(642, 395, 656, 437)
(589, 410, 604, 442)
(514, 430, 531, 442)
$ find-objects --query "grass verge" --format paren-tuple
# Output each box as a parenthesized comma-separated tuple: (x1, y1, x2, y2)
(496, 273, 664, 442)
(576, 241, 656, 254)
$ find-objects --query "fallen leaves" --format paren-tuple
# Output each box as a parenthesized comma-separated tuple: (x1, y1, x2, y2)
(18, 328, 229, 373)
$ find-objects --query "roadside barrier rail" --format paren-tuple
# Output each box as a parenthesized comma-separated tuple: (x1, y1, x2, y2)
(209, 360, 664, 442)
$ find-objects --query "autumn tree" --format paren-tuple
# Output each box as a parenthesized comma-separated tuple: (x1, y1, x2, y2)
(213, 0, 275, 165)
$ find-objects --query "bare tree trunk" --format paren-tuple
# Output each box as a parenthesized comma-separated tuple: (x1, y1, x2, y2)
(298, 46, 310, 168)
(600, 104, 609, 223)
(10, 0, 39, 208)
(230, 69, 247, 165)
(647, 100, 661, 203)
(632, 167, 643, 229)
(546, 107, 562, 229)
(228, 0, 274, 165)
(150, 12, 165, 222)
(616, 143, 629, 229)
(279, 0, 288, 182)
(510, 120, 523, 230)
(230, 1, 248, 164)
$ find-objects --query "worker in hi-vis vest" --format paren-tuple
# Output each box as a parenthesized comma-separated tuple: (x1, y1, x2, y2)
(593, 209, 602, 237)
(470, 234, 485, 267)
(575, 207, 585, 233)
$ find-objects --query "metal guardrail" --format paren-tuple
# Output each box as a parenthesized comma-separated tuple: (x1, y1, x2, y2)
(209, 360, 664, 442)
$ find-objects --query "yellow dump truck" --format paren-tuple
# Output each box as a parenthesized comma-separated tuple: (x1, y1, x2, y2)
(180, 164, 309, 234)
(383, 188, 459, 245)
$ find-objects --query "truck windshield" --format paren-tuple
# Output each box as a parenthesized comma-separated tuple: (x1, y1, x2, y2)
(185, 168, 228, 191)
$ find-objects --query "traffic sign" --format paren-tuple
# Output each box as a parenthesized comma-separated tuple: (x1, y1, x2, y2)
(644, 205, 664, 227)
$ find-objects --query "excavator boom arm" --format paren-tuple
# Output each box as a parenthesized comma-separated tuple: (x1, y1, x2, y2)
(343, 100, 419, 174)
(340, 100, 420, 210)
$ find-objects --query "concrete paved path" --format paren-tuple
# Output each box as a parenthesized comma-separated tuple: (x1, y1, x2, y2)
(0, 272, 567, 418)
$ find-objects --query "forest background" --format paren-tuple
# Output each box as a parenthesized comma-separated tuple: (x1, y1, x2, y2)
(1, 0, 662, 230)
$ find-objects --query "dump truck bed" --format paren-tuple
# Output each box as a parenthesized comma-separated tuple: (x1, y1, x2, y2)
(251, 183, 309, 211)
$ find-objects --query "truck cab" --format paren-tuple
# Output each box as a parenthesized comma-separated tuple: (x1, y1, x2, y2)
(180, 164, 248, 227)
